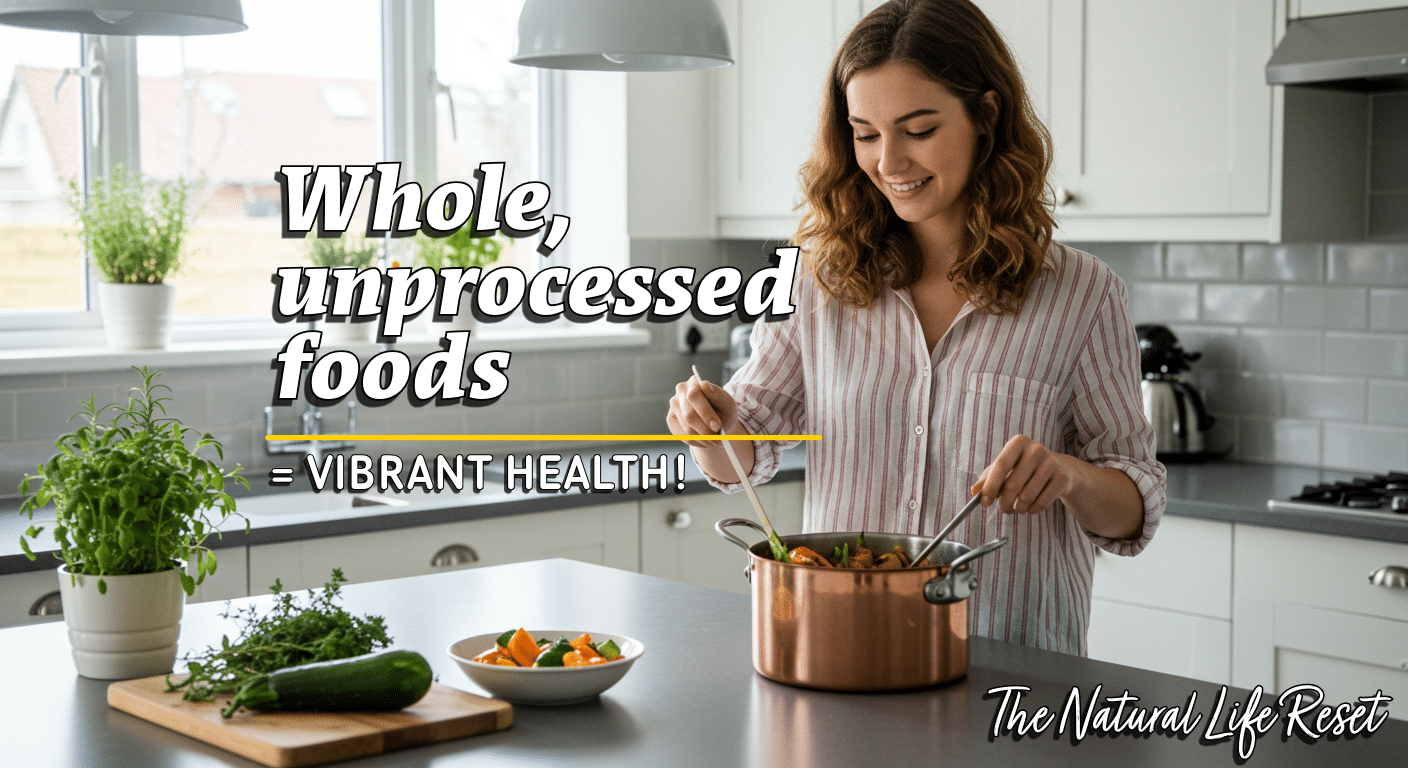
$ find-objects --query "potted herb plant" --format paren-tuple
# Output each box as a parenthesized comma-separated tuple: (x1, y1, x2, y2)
(413, 223, 504, 334)
(18, 367, 247, 680)
(306, 232, 382, 343)
(68, 165, 193, 350)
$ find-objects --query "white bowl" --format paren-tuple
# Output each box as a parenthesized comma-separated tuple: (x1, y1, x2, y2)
(447, 630, 644, 706)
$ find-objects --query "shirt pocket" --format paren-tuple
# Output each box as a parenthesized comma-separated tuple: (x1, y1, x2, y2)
(954, 372, 1060, 480)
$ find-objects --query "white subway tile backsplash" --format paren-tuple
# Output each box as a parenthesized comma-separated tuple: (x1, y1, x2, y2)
(1282, 376, 1367, 421)
(1167, 243, 1239, 280)
(1129, 283, 1200, 323)
(1323, 423, 1408, 473)
(1241, 243, 1324, 283)
(1238, 417, 1321, 466)
(1370, 289, 1408, 332)
(1198, 371, 1278, 417)
(534, 402, 604, 435)
(1369, 382, 1408, 427)
(1284, 283, 1368, 328)
(1327, 243, 1408, 285)
(1203, 285, 1279, 325)
(570, 359, 637, 400)
(603, 397, 670, 435)
(1240, 329, 1323, 374)
(1072, 242, 1162, 283)
(1281, 286, 1368, 331)
(1325, 332, 1408, 378)
(16, 389, 113, 441)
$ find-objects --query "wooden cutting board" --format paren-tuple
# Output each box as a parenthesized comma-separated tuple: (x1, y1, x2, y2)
(108, 675, 512, 768)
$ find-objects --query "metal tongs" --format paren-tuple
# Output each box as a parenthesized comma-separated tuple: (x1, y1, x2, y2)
(908, 493, 983, 568)
(691, 366, 789, 562)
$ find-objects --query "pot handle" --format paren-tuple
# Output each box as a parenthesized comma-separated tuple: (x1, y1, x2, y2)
(923, 538, 1008, 605)
(716, 517, 768, 552)
(716, 518, 769, 584)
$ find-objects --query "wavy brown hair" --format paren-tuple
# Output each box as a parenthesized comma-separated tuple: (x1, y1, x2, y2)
(796, 0, 1053, 314)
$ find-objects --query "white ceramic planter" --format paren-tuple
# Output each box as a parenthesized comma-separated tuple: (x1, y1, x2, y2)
(316, 319, 376, 344)
(57, 565, 184, 680)
(96, 282, 175, 349)
(420, 310, 477, 338)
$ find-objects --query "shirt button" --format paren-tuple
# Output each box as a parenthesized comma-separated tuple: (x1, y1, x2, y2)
(914, 425, 924, 435)
(908, 499, 918, 510)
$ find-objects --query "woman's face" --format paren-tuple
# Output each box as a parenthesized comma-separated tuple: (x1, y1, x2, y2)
(845, 60, 990, 233)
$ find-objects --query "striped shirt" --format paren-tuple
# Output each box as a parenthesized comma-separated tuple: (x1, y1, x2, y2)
(710, 243, 1167, 656)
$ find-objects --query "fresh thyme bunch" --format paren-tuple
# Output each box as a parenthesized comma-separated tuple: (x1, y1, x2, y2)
(167, 569, 392, 703)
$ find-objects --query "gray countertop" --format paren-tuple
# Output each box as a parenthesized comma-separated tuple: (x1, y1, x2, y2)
(1, 558, 1403, 767)
(4, 451, 1405, 576)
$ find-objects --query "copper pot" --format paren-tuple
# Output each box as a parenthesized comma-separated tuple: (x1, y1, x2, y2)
(717, 519, 1006, 692)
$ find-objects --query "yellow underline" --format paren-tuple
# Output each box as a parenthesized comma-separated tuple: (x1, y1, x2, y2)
(264, 434, 820, 442)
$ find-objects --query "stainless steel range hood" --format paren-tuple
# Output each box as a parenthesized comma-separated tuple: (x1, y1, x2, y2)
(1267, 7, 1408, 91)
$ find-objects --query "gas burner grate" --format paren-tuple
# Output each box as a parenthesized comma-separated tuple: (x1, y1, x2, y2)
(1290, 472, 1408, 513)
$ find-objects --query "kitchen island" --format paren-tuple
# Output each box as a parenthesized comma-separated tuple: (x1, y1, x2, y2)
(0, 559, 1402, 767)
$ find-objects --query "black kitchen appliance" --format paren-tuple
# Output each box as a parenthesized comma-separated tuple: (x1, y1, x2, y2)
(1135, 324, 1220, 461)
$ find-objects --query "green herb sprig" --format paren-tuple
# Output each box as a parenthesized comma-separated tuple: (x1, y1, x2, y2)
(68, 165, 193, 284)
(415, 220, 503, 271)
(167, 569, 392, 703)
(305, 232, 380, 269)
(18, 366, 247, 594)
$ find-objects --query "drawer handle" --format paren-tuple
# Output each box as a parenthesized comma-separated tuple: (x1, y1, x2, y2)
(431, 544, 479, 568)
(1369, 566, 1408, 589)
(666, 511, 693, 530)
(28, 590, 63, 616)
(1055, 186, 1077, 207)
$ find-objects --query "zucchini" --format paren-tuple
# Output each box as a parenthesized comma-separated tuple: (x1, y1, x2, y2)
(221, 650, 433, 718)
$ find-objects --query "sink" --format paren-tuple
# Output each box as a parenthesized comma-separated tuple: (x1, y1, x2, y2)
(234, 492, 411, 517)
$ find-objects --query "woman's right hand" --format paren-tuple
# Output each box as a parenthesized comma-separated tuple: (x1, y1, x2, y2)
(667, 374, 740, 449)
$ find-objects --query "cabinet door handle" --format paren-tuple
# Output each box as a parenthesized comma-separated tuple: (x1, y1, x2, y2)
(431, 544, 479, 568)
(666, 511, 693, 530)
(1369, 566, 1408, 589)
(1055, 186, 1077, 207)
(28, 590, 62, 616)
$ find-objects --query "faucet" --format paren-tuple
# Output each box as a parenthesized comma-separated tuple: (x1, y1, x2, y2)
(264, 402, 357, 470)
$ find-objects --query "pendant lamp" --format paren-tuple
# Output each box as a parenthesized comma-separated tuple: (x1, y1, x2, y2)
(512, 0, 732, 71)
(0, 0, 245, 35)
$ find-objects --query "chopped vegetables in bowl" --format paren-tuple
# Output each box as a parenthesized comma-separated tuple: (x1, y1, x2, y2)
(447, 630, 644, 705)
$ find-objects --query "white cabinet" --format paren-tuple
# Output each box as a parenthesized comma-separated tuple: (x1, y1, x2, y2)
(641, 480, 804, 594)
(712, 0, 859, 239)
(1087, 516, 1233, 684)
(187, 547, 249, 605)
(710, 0, 1050, 240)
(1049, 0, 1273, 221)
(248, 503, 640, 594)
(1295, 1, 1407, 17)
(1044, 0, 1367, 242)
(1232, 525, 1408, 720)
(0, 569, 63, 628)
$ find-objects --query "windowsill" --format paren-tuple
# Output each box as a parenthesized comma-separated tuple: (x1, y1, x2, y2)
(0, 324, 652, 375)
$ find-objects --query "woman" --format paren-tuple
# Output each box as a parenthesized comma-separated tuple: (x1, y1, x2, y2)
(667, 0, 1165, 655)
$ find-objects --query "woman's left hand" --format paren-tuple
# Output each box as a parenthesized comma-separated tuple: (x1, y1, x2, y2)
(971, 434, 1075, 515)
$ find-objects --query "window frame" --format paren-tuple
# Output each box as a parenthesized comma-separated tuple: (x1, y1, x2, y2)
(0, 0, 571, 345)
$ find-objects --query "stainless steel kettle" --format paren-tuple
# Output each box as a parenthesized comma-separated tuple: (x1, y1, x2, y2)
(1136, 325, 1216, 457)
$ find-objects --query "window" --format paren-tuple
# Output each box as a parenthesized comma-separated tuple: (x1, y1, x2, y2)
(136, 0, 382, 319)
(0, 26, 84, 315)
(0, 0, 560, 337)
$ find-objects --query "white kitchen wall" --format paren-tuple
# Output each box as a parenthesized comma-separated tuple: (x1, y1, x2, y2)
(1078, 240, 1408, 474)
(0, 238, 764, 498)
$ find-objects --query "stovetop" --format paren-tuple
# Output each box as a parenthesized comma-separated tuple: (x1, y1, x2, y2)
(1266, 471, 1408, 516)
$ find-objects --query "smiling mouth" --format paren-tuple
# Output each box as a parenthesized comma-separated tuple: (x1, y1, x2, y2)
(889, 177, 931, 193)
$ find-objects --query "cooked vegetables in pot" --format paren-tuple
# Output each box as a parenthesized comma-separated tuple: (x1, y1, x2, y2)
(785, 533, 929, 569)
